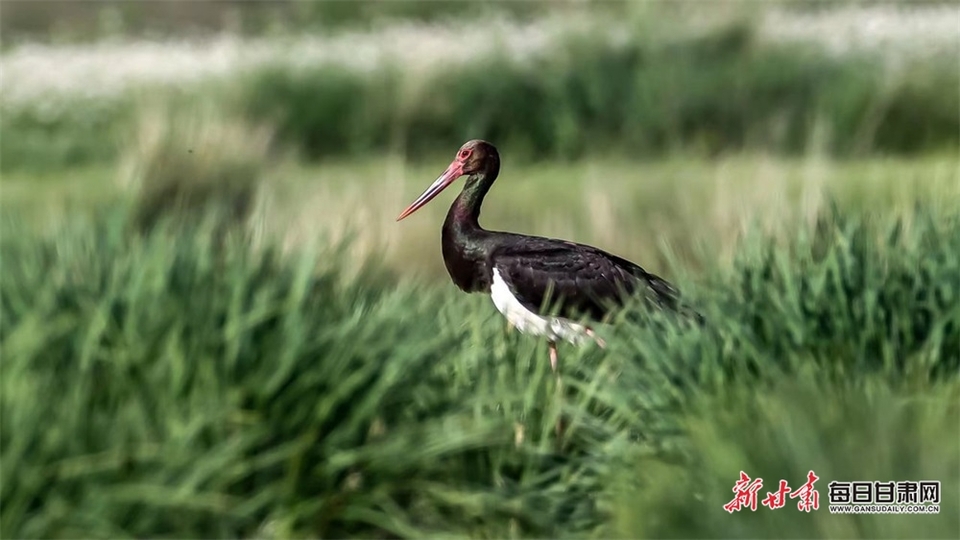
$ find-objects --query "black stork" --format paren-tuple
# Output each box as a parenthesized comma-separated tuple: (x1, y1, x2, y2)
(397, 140, 690, 372)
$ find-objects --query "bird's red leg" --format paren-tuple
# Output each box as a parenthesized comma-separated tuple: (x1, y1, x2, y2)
(585, 327, 606, 349)
(549, 341, 567, 440)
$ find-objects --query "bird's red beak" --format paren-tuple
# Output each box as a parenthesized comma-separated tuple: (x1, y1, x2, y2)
(396, 159, 465, 221)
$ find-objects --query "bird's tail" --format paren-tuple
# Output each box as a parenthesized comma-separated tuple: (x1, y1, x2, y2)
(637, 271, 706, 327)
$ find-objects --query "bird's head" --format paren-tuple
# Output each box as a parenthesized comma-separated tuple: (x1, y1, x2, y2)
(396, 140, 498, 221)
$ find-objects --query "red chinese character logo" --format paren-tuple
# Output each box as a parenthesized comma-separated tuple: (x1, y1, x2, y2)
(762, 479, 791, 510)
(789, 470, 820, 512)
(724, 471, 764, 513)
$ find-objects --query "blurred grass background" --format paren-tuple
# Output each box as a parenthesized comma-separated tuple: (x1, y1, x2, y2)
(1, 1, 958, 538)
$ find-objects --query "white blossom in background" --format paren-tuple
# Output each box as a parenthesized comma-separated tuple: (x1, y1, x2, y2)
(0, 17, 562, 108)
(1, 6, 956, 110)
(758, 4, 959, 60)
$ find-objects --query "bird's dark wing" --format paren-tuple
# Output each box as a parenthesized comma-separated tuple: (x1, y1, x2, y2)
(488, 236, 682, 321)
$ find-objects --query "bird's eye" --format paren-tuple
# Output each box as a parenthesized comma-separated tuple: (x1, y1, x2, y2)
(459, 149, 472, 159)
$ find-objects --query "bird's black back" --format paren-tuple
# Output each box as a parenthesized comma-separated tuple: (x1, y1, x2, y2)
(487, 233, 684, 322)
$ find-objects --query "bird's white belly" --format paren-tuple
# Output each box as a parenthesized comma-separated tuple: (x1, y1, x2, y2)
(490, 268, 590, 345)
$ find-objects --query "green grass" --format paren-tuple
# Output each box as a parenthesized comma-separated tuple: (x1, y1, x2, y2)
(3, 5, 957, 534)
(0, 98, 132, 173)
(5, 153, 958, 282)
(1, 200, 958, 538)
(2, 96, 957, 537)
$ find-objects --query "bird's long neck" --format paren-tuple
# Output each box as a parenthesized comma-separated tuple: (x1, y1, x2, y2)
(440, 155, 501, 292)
(444, 155, 500, 233)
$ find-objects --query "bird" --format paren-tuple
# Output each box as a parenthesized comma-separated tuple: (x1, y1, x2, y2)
(396, 140, 694, 373)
